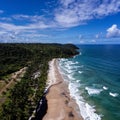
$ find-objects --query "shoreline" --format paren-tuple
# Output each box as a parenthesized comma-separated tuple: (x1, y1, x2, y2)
(43, 59, 83, 120)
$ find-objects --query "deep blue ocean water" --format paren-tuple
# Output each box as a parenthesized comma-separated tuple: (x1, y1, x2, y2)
(59, 45, 120, 120)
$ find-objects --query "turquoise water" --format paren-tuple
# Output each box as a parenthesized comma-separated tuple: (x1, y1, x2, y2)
(59, 45, 120, 120)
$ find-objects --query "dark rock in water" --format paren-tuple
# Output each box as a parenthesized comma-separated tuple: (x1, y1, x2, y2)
(34, 96, 48, 120)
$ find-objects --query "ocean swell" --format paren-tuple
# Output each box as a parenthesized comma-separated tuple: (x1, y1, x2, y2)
(59, 58, 102, 120)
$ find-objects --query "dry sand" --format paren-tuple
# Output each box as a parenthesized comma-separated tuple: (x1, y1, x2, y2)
(43, 59, 83, 120)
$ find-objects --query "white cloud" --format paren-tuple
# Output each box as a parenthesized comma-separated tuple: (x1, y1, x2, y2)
(55, 8, 81, 27)
(95, 32, 103, 39)
(12, 14, 44, 22)
(0, 10, 4, 14)
(1, 1, 120, 30)
(0, 17, 12, 21)
(54, 0, 120, 27)
(0, 32, 16, 43)
(91, 39, 96, 43)
(106, 24, 120, 38)
(80, 40, 85, 44)
(1, 0, 120, 42)
(0, 13, 56, 42)
(0, 21, 55, 32)
(79, 34, 83, 39)
(0, 28, 50, 43)
(23, 33, 49, 38)
(60, 0, 74, 7)
(0, 21, 53, 43)
(95, 34, 99, 38)
(0, 31, 7, 35)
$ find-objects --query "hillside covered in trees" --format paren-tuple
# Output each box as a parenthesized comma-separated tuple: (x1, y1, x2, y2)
(0, 43, 79, 120)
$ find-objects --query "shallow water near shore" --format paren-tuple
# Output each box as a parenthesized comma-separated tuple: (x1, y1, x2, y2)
(58, 45, 120, 120)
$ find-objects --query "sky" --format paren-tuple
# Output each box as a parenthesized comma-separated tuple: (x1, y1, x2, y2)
(0, 0, 120, 44)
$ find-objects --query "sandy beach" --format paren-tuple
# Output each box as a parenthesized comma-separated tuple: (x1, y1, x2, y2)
(43, 59, 83, 120)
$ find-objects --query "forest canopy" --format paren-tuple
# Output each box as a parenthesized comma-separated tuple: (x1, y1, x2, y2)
(0, 43, 79, 120)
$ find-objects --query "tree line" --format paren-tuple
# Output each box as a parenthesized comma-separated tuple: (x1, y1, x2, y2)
(0, 43, 79, 120)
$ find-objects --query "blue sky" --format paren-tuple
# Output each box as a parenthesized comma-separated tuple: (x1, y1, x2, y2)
(0, 0, 120, 44)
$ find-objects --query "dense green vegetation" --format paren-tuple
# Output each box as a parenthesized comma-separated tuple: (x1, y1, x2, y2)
(0, 43, 79, 120)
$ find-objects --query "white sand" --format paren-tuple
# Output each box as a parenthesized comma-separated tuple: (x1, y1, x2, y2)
(43, 59, 83, 120)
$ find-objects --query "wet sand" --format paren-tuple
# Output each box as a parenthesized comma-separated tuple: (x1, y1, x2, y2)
(43, 59, 83, 120)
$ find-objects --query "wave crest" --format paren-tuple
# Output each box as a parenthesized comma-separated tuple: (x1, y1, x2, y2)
(85, 87, 103, 95)
(109, 92, 119, 97)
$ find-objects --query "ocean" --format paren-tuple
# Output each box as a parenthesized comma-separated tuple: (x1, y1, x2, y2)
(58, 45, 120, 120)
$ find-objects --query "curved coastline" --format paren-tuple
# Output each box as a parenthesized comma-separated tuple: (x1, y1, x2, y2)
(43, 59, 83, 120)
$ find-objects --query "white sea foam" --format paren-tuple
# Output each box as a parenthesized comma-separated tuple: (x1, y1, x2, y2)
(109, 92, 119, 97)
(103, 86, 108, 90)
(73, 53, 81, 58)
(68, 74, 75, 80)
(59, 59, 102, 120)
(66, 65, 73, 70)
(69, 83, 102, 120)
(66, 69, 73, 74)
(66, 67, 77, 74)
(78, 71, 83, 74)
(76, 61, 79, 64)
(68, 61, 76, 65)
(60, 58, 67, 62)
(46, 59, 56, 88)
(79, 65, 84, 68)
(76, 80, 80, 83)
(85, 87, 103, 95)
